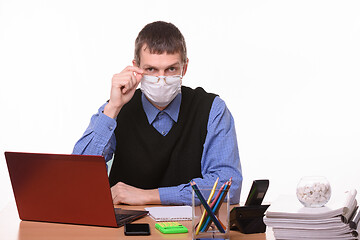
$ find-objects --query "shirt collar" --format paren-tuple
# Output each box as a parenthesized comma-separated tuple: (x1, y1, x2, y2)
(141, 93, 181, 124)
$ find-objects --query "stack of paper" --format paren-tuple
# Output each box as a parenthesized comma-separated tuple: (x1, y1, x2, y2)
(264, 189, 360, 240)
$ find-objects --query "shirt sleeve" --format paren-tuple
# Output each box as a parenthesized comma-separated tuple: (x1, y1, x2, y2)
(72, 102, 117, 163)
(158, 96, 243, 205)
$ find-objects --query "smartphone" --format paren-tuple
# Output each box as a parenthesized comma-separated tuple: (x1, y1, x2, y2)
(124, 223, 150, 236)
(244, 179, 269, 206)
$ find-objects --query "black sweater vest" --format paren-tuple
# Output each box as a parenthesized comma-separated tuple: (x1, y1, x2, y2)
(108, 86, 217, 189)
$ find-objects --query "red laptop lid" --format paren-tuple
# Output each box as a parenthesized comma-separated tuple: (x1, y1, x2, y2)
(4, 152, 118, 227)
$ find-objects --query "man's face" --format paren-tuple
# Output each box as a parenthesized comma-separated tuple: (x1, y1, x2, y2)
(133, 46, 187, 77)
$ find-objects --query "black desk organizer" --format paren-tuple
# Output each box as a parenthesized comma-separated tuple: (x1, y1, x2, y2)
(229, 205, 270, 234)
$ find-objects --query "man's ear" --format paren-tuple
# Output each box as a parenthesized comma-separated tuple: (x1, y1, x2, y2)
(182, 58, 189, 76)
(132, 59, 139, 67)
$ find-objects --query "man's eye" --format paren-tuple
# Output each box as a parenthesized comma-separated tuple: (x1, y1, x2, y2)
(168, 67, 176, 72)
(146, 68, 154, 72)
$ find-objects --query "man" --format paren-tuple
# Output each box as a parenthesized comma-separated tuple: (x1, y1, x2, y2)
(73, 21, 242, 206)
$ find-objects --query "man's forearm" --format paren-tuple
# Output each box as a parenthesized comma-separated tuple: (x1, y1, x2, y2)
(73, 103, 117, 162)
(111, 182, 161, 205)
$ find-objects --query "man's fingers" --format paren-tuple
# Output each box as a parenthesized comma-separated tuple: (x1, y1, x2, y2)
(135, 72, 143, 82)
(134, 80, 141, 90)
(126, 66, 144, 86)
(123, 66, 144, 75)
(113, 194, 122, 205)
(111, 183, 123, 204)
(106, 65, 144, 116)
(125, 67, 143, 86)
(112, 71, 138, 94)
(121, 74, 138, 94)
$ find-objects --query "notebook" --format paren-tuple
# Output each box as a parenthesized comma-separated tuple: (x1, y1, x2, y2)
(4, 151, 148, 227)
(145, 206, 192, 221)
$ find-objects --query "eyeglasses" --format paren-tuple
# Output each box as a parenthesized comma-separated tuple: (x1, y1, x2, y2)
(141, 75, 182, 85)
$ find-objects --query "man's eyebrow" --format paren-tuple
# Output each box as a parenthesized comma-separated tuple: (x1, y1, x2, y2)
(166, 63, 181, 68)
(142, 64, 157, 69)
(142, 63, 180, 69)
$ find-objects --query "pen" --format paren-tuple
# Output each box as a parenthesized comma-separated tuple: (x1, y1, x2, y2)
(195, 177, 219, 235)
(191, 181, 225, 233)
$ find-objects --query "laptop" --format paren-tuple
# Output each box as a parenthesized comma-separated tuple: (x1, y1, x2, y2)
(4, 151, 148, 227)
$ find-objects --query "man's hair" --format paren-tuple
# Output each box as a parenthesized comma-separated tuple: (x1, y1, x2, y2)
(134, 21, 187, 65)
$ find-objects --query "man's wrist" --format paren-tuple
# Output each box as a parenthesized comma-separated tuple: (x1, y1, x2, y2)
(145, 189, 161, 204)
(103, 102, 122, 119)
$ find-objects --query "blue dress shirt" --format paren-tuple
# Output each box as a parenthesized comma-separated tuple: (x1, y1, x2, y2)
(73, 92, 242, 205)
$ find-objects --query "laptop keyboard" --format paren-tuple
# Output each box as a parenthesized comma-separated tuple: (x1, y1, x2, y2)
(114, 208, 148, 227)
(115, 213, 132, 224)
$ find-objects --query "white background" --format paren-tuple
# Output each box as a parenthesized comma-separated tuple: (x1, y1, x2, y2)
(1, 0, 360, 211)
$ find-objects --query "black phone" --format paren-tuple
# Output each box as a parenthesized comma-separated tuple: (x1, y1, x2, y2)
(124, 223, 151, 236)
(244, 179, 269, 206)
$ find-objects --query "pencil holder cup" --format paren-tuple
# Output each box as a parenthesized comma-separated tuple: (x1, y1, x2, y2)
(192, 188, 230, 240)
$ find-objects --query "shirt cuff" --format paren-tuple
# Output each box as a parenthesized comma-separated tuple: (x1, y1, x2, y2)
(158, 185, 188, 205)
(93, 112, 117, 138)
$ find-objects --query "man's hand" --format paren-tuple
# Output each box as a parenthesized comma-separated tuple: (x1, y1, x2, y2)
(111, 182, 161, 205)
(104, 66, 144, 119)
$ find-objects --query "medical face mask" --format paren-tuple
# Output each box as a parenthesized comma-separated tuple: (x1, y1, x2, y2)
(140, 75, 182, 107)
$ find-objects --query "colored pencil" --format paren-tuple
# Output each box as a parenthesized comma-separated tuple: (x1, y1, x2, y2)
(198, 180, 227, 231)
(195, 177, 219, 235)
(190, 181, 225, 233)
(202, 179, 232, 232)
